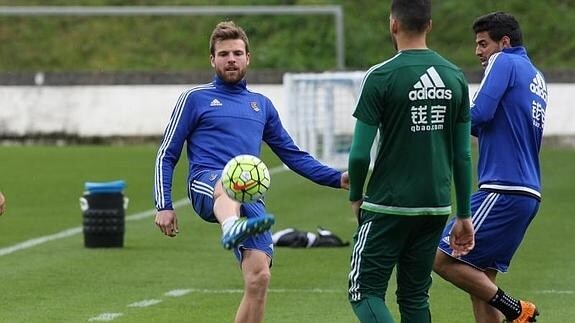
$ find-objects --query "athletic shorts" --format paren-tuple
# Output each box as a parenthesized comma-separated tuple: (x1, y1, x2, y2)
(189, 170, 273, 262)
(349, 210, 448, 305)
(438, 190, 539, 272)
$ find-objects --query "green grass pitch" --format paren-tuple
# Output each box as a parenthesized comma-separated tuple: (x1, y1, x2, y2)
(0, 145, 573, 322)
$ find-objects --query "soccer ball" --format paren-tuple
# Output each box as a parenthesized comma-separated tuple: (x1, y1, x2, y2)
(221, 154, 271, 203)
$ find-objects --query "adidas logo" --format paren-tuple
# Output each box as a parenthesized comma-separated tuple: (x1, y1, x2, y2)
(530, 72, 547, 103)
(408, 67, 452, 101)
(210, 98, 222, 107)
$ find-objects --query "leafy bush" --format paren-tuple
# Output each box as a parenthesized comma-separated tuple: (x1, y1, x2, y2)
(0, 0, 573, 71)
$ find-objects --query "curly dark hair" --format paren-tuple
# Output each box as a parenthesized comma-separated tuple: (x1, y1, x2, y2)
(473, 12, 523, 46)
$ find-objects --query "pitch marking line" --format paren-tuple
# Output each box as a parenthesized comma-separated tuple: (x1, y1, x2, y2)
(88, 313, 123, 322)
(537, 290, 574, 294)
(87, 286, 575, 322)
(181, 288, 341, 294)
(86, 286, 575, 321)
(0, 166, 288, 257)
(127, 299, 163, 308)
(88, 287, 339, 321)
(165, 289, 192, 297)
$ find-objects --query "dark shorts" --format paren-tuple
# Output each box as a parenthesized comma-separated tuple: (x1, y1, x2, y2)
(349, 211, 448, 304)
(189, 170, 273, 262)
(438, 190, 539, 272)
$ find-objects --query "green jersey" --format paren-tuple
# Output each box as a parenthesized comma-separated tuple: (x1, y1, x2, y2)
(353, 49, 470, 216)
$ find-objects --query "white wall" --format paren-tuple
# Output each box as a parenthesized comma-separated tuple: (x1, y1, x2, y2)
(0, 83, 572, 137)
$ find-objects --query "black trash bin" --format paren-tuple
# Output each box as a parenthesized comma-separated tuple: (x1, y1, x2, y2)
(80, 180, 127, 248)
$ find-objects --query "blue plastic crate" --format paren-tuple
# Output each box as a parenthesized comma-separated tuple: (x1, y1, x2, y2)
(84, 180, 126, 194)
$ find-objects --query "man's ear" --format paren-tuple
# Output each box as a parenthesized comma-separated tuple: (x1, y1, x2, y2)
(210, 55, 215, 68)
(390, 17, 399, 35)
(500, 35, 512, 49)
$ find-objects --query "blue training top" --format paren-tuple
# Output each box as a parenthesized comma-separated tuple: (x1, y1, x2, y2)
(470, 46, 547, 199)
(154, 76, 342, 211)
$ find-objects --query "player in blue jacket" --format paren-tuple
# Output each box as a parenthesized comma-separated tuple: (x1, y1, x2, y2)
(434, 12, 546, 323)
(153, 21, 349, 323)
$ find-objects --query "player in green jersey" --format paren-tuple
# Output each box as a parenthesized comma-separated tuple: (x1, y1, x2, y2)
(347, 0, 475, 322)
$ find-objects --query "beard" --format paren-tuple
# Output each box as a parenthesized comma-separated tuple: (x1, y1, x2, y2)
(216, 66, 247, 84)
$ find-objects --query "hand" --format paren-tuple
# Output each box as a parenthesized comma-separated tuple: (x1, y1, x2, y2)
(155, 209, 179, 237)
(0, 191, 5, 216)
(340, 171, 350, 190)
(449, 217, 475, 257)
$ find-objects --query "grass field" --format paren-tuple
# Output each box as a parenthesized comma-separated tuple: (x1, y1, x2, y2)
(0, 145, 574, 322)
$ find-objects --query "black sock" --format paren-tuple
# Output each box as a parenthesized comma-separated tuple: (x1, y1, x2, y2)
(488, 288, 521, 320)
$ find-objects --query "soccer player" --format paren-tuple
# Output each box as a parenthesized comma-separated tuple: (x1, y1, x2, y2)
(434, 12, 546, 323)
(346, 0, 474, 322)
(153, 21, 348, 323)
(0, 191, 5, 216)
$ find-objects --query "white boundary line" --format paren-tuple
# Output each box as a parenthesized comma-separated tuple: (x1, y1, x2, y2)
(88, 313, 123, 322)
(168, 288, 342, 294)
(537, 290, 574, 294)
(87, 287, 575, 322)
(0, 166, 288, 257)
(127, 299, 163, 308)
(88, 287, 340, 322)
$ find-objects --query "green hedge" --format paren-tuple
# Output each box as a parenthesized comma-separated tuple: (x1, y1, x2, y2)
(0, 0, 573, 72)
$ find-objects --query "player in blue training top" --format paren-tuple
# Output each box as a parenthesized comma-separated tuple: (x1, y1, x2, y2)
(153, 21, 349, 323)
(434, 12, 546, 323)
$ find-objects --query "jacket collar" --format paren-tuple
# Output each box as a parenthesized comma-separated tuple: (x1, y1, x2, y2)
(213, 75, 247, 93)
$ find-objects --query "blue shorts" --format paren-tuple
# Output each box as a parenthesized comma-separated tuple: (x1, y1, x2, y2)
(438, 190, 539, 272)
(189, 170, 273, 262)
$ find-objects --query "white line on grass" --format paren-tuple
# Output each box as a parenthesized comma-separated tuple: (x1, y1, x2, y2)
(88, 313, 123, 322)
(0, 227, 82, 257)
(176, 288, 341, 294)
(537, 290, 574, 294)
(89, 287, 340, 321)
(0, 165, 288, 257)
(88, 287, 575, 322)
(165, 289, 192, 297)
(127, 299, 163, 308)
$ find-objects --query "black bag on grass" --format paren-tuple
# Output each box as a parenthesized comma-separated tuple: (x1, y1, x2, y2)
(272, 227, 349, 248)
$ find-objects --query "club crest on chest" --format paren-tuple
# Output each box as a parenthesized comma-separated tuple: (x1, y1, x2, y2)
(250, 102, 260, 112)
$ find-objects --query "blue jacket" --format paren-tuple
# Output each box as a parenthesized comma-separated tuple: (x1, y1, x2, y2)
(471, 47, 547, 199)
(154, 76, 342, 210)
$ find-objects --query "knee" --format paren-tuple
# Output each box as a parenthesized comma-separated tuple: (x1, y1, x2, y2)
(432, 254, 448, 278)
(245, 267, 271, 292)
(350, 296, 393, 323)
(396, 282, 431, 308)
(432, 260, 444, 277)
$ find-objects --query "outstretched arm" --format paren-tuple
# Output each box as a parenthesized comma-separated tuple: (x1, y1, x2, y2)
(263, 101, 343, 188)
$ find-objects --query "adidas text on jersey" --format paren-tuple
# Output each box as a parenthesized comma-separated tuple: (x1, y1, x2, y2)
(409, 67, 451, 133)
(408, 67, 452, 101)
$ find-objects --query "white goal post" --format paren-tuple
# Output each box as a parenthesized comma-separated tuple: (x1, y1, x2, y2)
(283, 71, 378, 170)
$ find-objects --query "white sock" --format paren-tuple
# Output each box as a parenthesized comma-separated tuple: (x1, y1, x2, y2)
(222, 216, 240, 234)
